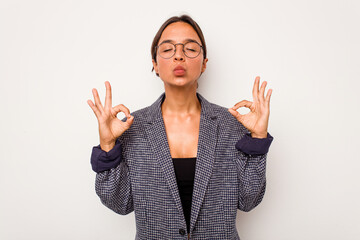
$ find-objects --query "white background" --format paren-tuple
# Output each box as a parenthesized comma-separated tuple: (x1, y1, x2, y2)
(1, 0, 359, 239)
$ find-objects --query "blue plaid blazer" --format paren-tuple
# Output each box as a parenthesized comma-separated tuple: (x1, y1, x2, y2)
(91, 92, 273, 240)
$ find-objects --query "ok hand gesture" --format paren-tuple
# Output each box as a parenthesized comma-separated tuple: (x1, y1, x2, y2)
(87, 81, 134, 152)
(228, 76, 272, 138)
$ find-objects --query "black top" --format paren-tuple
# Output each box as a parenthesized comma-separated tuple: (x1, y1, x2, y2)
(172, 157, 196, 234)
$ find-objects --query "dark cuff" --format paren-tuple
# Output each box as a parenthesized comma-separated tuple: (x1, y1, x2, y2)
(90, 139, 122, 173)
(235, 132, 273, 155)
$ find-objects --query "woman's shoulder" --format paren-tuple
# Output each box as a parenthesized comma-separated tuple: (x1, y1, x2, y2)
(117, 106, 150, 142)
(198, 95, 237, 121)
(210, 102, 243, 127)
(198, 94, 246, 132)
(129, 93, 165, 124)
(130, 106, 152, 123)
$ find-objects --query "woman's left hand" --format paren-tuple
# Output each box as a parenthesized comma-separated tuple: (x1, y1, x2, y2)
(228, 76, 272, 138)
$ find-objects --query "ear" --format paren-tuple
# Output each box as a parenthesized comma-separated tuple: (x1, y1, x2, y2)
(152, 59, 159, 75)
(201, 58, 208, 73)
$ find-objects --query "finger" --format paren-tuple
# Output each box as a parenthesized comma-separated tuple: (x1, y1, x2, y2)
(104, 81, 112, 110)
(92, 88, 104, 113)
(228, 108, 244, 122)
(231, 100, 253, 110)
(259, 81, 267, 103)
(252, 76, 260, 102)
(125, 115, 135, 126)
(87, 99, 101, 119)
(113, 104, 131, 118)
(265, 89, 272, 107)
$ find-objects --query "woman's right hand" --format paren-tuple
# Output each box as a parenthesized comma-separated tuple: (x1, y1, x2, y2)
(87, 81, 134, 152)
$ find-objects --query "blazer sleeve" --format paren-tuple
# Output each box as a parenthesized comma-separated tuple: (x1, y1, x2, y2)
(234, 132, 273, 212)
(90, 139, 134, 215)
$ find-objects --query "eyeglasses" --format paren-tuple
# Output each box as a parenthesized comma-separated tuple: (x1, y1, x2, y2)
(156, 41, 203, 59)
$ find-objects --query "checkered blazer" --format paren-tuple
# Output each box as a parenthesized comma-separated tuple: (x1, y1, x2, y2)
(92, 92, 272, 239)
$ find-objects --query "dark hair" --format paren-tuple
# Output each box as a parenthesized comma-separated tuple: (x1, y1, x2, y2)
(151, 15, 207, 76)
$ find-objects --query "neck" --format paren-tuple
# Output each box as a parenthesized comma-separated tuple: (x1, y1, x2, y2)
(161, 85, 201, 116)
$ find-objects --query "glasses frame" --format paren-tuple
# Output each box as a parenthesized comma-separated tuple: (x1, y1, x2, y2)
(156, 41, 203, 59)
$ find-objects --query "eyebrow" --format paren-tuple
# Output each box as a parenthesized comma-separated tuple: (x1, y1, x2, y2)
(159, 38, 200, 45)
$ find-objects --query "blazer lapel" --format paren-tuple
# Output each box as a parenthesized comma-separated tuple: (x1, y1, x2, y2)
(190, 93, 219, 232)
(144, 93, 185, 219)
(144, 92, 219, 232)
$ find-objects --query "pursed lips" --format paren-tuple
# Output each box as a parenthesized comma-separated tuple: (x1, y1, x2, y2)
(173, 65, 186, 76)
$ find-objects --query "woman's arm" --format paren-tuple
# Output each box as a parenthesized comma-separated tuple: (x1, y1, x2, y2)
(235, 132, 273, 211)
(227, 76, 273, 211)
(92, 140, 134, 215)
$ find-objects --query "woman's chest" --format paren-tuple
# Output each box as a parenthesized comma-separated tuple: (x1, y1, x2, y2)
(163, 114, 200, 158)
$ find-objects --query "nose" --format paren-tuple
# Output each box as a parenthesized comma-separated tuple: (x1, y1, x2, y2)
(173, 44, 185, 61)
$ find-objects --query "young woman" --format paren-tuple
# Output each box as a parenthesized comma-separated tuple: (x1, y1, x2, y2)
(88, 15, 273, 240)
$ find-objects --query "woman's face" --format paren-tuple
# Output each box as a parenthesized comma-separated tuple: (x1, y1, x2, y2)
(152, 22, 208, 88)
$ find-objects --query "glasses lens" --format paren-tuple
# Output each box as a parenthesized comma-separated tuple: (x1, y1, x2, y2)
(184, 42, 201, 58)
(158, 43, 175, 58)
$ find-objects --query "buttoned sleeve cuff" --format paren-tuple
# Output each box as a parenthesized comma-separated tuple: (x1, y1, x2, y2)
(90, 139, 122, 173)
(235, 132, 273, 155)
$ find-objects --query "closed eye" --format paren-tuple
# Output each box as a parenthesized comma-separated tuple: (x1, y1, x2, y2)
(186, 48, 196, 52)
